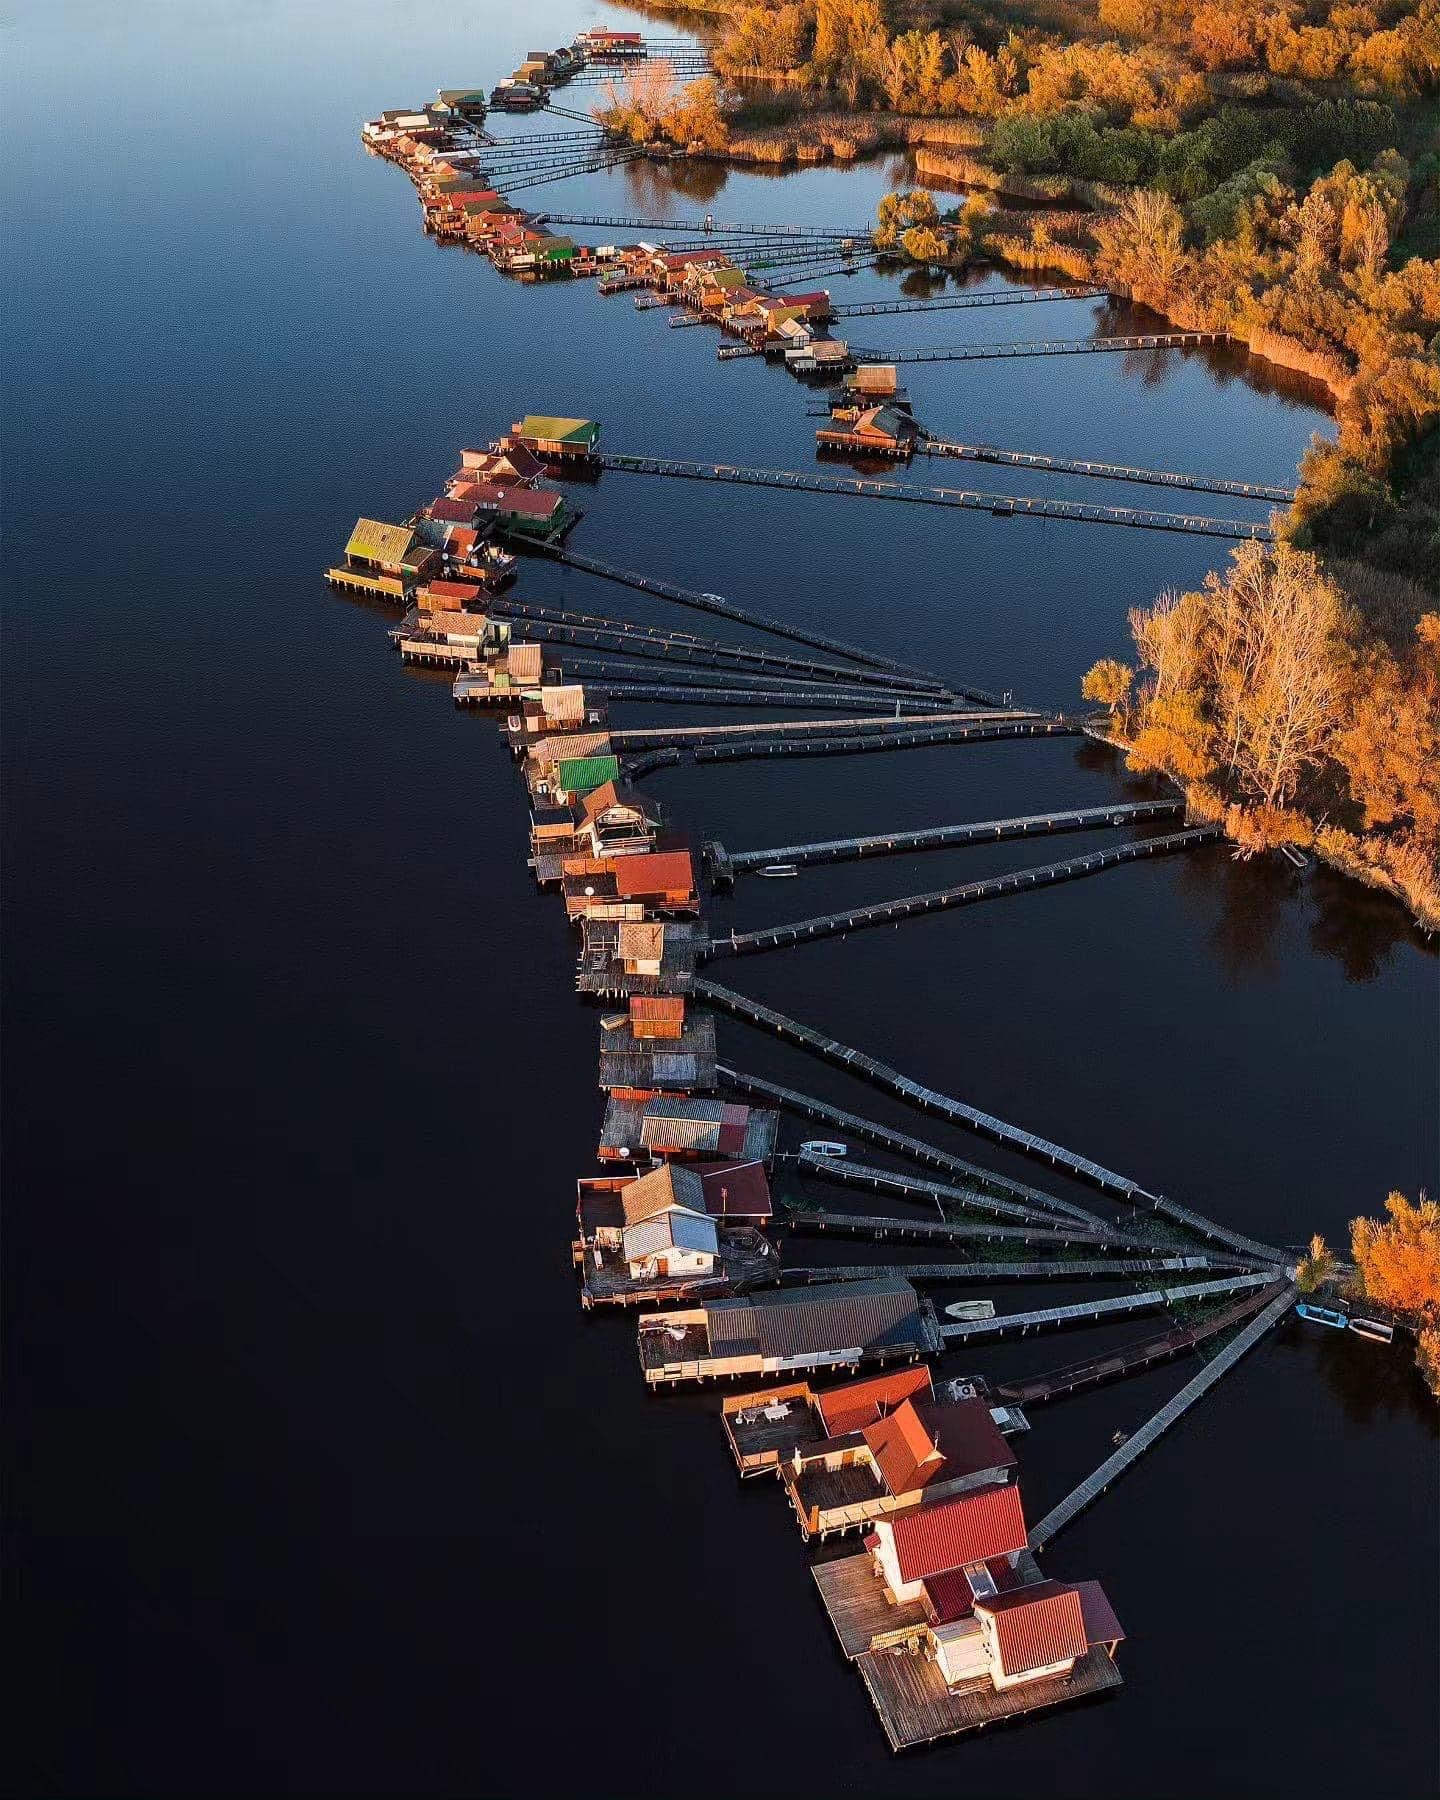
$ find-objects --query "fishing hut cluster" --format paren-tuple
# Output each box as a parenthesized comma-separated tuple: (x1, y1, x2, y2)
(325, 383, 1326, 1748)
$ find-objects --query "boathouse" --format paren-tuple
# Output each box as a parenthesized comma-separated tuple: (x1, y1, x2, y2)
(596, 1009, 718, 1095)
(868, 1482, 1029, 1606)
(630, 995, 684, 1039)
(573, 1172, 776, 1308)
(598, 1094, 778, 1164)
(469, 481, 571, 540)
(330, 518, 438, 598)
(575, 781, 657, 858)
(461, 443, 546, 484)
(507, 415, 602, 461)
(435, 88, 489, 119)
(610, 848, 699, 914)
(816, 403, 918, 458)
(554, 754, 621, 800)
(637, 1277, 942, 1387)
(575, 918, 702, 997)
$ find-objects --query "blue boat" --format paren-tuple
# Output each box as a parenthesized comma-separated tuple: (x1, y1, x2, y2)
(1296, 1301, 1349, 1330)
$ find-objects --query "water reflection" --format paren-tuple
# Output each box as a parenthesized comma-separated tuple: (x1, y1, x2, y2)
(1280, 1319, 1440, 1433)
(1308, 863, 1438, 982)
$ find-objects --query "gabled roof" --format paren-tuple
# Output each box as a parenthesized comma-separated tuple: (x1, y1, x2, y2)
(426, 496, 477, 524)
(516, 415, 600, 446)
(556, 755, 621, 795)
(346, 518, 416, 563)
(630, 995, 685, 1023)
(975, 1583, 1088, 1678)
(617, 921, 665, 963)
(814, 1365, 934, 1438)
(579, 779, 649, 827)
(696, 1159, 772, 1222)
(863, 1398, 946, 1496)
(507, 642, 544, 683)
(708, 1278, 925, 1362)
(612, 850, 694, 897)
(624, 1209, 719, 1262)
(621, 1163, 708, 1228)
(470, 482, 563, 518)
(889, 1483, 1027, 1584)
(426, 579, 482, 602)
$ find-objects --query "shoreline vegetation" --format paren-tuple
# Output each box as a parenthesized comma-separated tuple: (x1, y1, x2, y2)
(595, 0, 1439, 923)
(1299, 1192, 1440, 1391)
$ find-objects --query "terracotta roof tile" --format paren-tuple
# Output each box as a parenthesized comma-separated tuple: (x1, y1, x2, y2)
(976, 1583, 1087, 1678)
(890, 1483, 1027, 1584)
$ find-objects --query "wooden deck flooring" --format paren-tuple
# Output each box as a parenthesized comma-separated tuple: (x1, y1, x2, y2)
(856, 1641, 1123, 1752)
(812, 1553, 930, 1659)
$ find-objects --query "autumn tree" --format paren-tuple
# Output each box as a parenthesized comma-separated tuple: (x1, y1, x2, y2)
(1295, 1233, 1337, 1293)
(1349, 1191, 1440, 1315)
(1081, 658, 1135, 719)
(875, 188, 938, 249)
(901, 223, 950, 263)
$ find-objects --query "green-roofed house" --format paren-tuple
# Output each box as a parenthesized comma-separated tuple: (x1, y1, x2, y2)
(436, 88, 489, 119)
(556, 755, 621, 799)
(509, 414, 602, 461)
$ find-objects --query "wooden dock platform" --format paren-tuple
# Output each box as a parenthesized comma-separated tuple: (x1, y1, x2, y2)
(784, 1255, 1224, 1285)
(1028, 1284, 1297, 1547)
(707, 828, 1220, 955)
(791, 1152, 1115, 1233)
(611, 708, 1023, 747)
(785, 1205, 1124, 1252)
(937, 1273, 1275, 1343)
(813, 1553, 931, 1659)
(717, 800, 1186, 876)
(850, 330, 1230, 364)
(595, 453, 1276, 542)
(856, 1639, 1122, 1753)
(621, 717, 1079, 777)
(537, 211, 873, 240)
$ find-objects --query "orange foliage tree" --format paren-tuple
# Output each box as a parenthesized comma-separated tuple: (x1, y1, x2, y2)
(1349, 1191, 1440, 1315)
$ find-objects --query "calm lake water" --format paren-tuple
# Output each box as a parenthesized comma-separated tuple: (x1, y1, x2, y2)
(4, 2, 1436, 1795)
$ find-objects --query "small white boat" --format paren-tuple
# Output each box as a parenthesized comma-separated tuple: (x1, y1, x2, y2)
(757, 863, 799, 878)
(945, 1300, 996, 1322)
(1349, 1316, 1395, 1344)
(800, 1140, 848, 1159)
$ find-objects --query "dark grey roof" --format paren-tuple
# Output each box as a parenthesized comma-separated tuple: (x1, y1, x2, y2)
(707, 1280, 926, 1361)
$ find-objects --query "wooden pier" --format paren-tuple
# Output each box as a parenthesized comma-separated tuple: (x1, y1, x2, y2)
(705, 828, 1222, 956)
(715, 1063, 1118, 1235)
(699, 985, 1274, 1243)
(785, 1255, 1225, 1285)
(485, 595, 946, 694)
(790, 1154, 1147, 1236)
(621, 717, 1079, 777)
(611, 708, 1024, 748)
(524, 543, 973, 694)
(535, 211, 873, 240)
(996, 1283, 1283, 1404)
(850, 330, 1232, 364)
(1027, 1284, 1297, 1547)
(563, 672, 956, 712)
(918, 436, 1295, 504)
(594, 454, 1277, 542)
(785, 1206, 1131, 1252)
(715, 800, 1187, 878)
(831, 285, 1104, 317)
(938, 1273, 1276, 1342)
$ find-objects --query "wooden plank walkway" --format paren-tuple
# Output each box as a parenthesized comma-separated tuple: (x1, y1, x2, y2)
(938, 1273, 1275, 1342)
(1027, 1284, 1297, 1547)
(485, 595, 947, 694)
(707, 828, 1221, 955)
(997, 1282, 1283, 1403)
(918, 437, 1295, 504)
(622, 718, 1079, 775)
(793, 1152, 1117, 1234)
(555, 669, 955, 712)
(611, 707, 1025, 746)
(722, 800, 1187, 874)
(832, 285, 1104, 317)
(595, 454, 1277, 542)
(850, 331, 1231, 363)
(525, 543, 973, 694)
(700, 982, 1173, 1206)
(785, 1207, 1126, 1251)
(786, 1255, 1223, 1285)
(534, 211, 873, 239)
(715, 1063, 1119, 1234)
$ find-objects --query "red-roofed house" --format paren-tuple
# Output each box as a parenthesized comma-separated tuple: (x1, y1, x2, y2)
(696, 1159, 772, 1225)
(869, 1482, 1027, 1603)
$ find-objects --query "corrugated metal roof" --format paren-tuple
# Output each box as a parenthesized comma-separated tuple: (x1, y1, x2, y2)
(613, 851, 694, 897)
(621, 1164, 706, 1227)
(977, 1583, 1088, 1678)
(814, 1365, 932, 1437)
(891, 1483, 1027, 1584)
(623, 1209, 718, 1261)
(557, 756, 620, 795)
(631, 996, 684, 1021)
(518, 415, 599, 445)
(705, 1279, 924, 1364)
(506, 643, 543, 681)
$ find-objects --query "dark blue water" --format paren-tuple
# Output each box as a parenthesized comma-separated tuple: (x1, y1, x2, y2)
(4, 4, 1436, 1795)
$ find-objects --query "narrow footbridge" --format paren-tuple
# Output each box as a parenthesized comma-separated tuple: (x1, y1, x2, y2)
(522, 542, 966, 692)
(594, 454, 1277, 542)
(918, 436, 1295, 504)
(795, 1150, 1117, 1233)
(714, 799, 1187, 877)
(1027, 1284, 1297, 1547)
(611, 707, 1026, 747)
(785, 1206, 1128, 1252)
(535, 211, 873, 240)
(939, 1273, 1277, 1343)
(787, 1255, 1227, 1285)
(831, 285, 1104, 317)
(849, 330, 1231, 364)
(620, 716, 1078, 776)
(703, 828, 1222, 954)
(717, 1064, 1115, 1234)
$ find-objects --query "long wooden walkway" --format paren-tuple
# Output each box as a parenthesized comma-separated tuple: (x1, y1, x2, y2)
(786, 1255, 1222, 1285)
(785, 1206, 1128, 1251)
(996, 1282, 1283, 1403)
(832, 285, 1104, 317)
(622, 717, 1078, 776)
(594, 454, 1277, 542)
(486, 595, 947, 694)
(850, 330, 1231, 364)
(938, 1273, 1276, 1342)
(611, 708, 1025, 747)
(791, 1153, 1147, 1236)
(719, 799, 1187, 875)
(524, 543, 974, 694)
(535, 211, 873, 240)
(706, 828, 1221, 955)
(918, 437, 1295, 504)
(716, 1064, 1116, 1233)
(1027, 1284, 1297, 1547)
(704, 982, 1204, 1216)
(553, 669, 954, 713)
